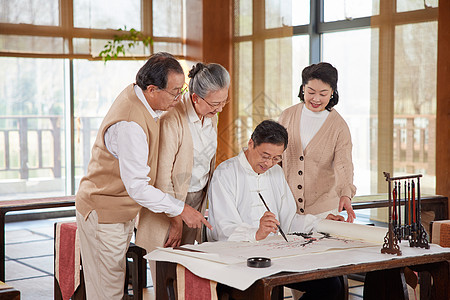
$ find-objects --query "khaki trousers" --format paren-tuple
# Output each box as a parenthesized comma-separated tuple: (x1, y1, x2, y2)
(76, 210, 135, 300)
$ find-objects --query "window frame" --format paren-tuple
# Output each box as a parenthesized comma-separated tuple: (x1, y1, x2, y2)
(0, 0, 186, 196)
(233, 0, 438, 195)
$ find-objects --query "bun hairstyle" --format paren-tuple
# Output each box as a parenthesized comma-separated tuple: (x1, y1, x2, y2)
(188, 63, 230, 99)
(297, 62, 339, 111)
(188, 63, 206, 79)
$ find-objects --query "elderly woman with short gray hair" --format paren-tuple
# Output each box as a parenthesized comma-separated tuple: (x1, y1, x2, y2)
(136, 62, 230, 278)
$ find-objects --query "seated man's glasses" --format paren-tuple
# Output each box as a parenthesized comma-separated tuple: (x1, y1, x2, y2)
(256, 148, 283, 164)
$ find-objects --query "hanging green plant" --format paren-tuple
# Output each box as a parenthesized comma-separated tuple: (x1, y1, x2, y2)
(99, 26, 153, 62)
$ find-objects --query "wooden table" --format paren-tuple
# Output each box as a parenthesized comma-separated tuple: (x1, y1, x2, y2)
(0, 196, 75, 281)
(156, 251, 450, 300)
(0, 281, 20, 300)
(352, 195, 448, 221)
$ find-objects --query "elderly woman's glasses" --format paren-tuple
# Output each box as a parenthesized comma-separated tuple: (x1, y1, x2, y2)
(161, 83, 188, 100)
(199, 96, 230, 109)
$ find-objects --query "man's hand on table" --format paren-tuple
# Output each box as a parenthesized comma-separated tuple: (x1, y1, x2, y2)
(180, 204, 212, 230)
(164, 215, 183, 248)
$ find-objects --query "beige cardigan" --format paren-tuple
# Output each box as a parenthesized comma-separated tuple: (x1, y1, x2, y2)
(136, 95, 217, 253)
(279, 103, 356, 215)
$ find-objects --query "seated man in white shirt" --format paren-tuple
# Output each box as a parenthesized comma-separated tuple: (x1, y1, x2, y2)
(207, 120, 344, 300)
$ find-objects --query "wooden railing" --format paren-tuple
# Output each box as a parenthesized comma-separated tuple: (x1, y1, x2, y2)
(0, 115, 61, 179)
(393, 114, 436, 175)
(0, 115, 101, 179)
(0, 114, 436, 179)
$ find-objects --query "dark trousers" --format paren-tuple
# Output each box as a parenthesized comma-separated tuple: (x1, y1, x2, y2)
(286, 276, 343, 300)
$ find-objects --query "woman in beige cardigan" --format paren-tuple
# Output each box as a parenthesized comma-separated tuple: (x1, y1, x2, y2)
(136, 63, 230, 256)
(279, 62, 357, 223)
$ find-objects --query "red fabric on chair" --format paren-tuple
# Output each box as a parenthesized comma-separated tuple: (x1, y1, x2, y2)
(55, 222, 80, 300)
(176, 264, 217, 300)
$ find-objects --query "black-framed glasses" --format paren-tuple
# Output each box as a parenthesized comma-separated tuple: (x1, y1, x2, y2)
(161, 83, 188, 100)
(255, 147, 283, 164)
(199, 96, 230, 109)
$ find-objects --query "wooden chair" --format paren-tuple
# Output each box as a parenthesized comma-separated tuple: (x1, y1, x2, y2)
(0, 281, 20, 300)
(54, 222, 147, 300)
(0, 196, 75, 282)
(430, 220, 450, 247)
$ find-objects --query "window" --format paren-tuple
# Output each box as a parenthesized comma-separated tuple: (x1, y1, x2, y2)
(0, 57, 66, 198)
(0, 0, 185, 200)
(393, 21, 437, 194)
(232, 0, 438, 205)
(73, 60, 144, 189)
(396, 0, 438, 13)
(323, 0, 379, 22)
(74, 0, 141, 29)
(323, 28, 375, 195)
(0, 0, 59, 26)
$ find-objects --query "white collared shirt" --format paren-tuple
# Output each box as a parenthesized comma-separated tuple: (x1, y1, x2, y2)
(207, 150, 319, 242)
(185, 96, 217, 192)
(102, 85, 184, 217)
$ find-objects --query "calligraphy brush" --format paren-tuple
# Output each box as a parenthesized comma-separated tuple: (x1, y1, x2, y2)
(258, 192, 289, 242)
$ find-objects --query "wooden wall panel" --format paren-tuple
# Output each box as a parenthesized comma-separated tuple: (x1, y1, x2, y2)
(203, 0, 233, 165)
(186, 0, 234, 165)
(436, 2, 450, 211)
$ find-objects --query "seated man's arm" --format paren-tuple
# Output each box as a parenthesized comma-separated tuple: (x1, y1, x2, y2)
(207, 163, 259, 242)
(256, 211, 280, 241)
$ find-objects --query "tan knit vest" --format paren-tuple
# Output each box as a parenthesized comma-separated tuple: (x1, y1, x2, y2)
(76, 84, 159, 223)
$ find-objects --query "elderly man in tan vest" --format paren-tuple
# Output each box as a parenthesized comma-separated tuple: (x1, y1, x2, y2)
(75, 52, 211, 300)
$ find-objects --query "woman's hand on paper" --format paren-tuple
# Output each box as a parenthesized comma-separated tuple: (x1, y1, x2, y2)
(339, 196, 356, 223)
(164, 215, 183, 248)
(326, 214, 345, 222)
(256, 211, 279, 241)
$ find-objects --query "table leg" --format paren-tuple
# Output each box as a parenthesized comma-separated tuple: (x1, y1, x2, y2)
(156, 261, 284, 300)
(412, 260, 450, 300)
(271, 286, 284, 299)
(363, 268, 408, 300)
(419, 271, 432, 299)
(1, 211, 5, 282)
(245, 283, 282, 300)
(428, 261, 450, 300)
(156, 261, 177, 300)
(217, 280, 283, 299)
